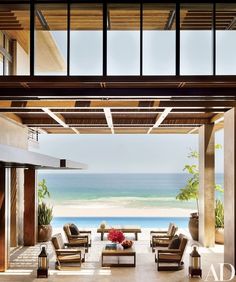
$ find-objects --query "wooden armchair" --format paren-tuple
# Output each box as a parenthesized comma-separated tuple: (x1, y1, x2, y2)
(151, 223, 178, 252)
(63, 223, 91, 252)
(51, 233, 85, 270)
(150, 223, 174, 245)
(156, 234, 188, 271)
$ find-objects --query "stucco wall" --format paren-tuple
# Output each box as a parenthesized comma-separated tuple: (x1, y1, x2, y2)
(0, 115, 28, 149)
(16, 42, 30, 75)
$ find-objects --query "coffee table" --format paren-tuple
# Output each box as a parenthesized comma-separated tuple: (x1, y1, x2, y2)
(101, 247, 136, 267)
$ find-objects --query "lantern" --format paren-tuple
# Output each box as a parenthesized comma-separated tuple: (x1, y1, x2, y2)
(37, 245, 48, 278)
(189, 244, 202, 278)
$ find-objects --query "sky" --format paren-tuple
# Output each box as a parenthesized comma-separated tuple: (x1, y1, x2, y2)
(33, 130, 224, 174)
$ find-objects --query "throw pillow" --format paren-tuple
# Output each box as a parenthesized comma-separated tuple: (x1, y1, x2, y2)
(168, 235, 180, 249)
(69, 224, 80, 235)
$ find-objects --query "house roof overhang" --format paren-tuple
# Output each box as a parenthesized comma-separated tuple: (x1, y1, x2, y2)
(0, 143, 87, 169)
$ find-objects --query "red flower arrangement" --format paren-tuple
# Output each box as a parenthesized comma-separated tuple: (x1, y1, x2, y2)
(107, 228, 125, 243)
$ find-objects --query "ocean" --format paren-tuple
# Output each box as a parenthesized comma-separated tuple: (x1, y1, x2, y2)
(38, 172, 223, 228)
(51, 216, 189, 229)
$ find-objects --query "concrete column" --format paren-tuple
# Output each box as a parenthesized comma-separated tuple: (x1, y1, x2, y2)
(199, 124, 215, 247)
(0, 168, 10, 272)
(17, 168, 24, 246)
(224, 108, 236, 267)
(10, 168, 17, 247)
(24, 168, 37, 246)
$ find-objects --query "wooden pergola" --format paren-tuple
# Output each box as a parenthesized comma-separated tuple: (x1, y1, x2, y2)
(0, 76, 234, 135)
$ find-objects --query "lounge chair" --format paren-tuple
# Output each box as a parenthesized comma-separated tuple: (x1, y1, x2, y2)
(156, 233, 188, 271)
(150, 222, 175, 243)
(51, 233, 85, 270)
(63, 223, 92, 251)
(150, 223, 178, 252)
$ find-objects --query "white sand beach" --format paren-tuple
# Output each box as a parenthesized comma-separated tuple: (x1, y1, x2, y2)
(53, 205, 195, 217)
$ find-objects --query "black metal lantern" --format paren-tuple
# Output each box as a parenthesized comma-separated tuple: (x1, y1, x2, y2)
(189, 244, 202, 278)
(37, 245, 48, 278)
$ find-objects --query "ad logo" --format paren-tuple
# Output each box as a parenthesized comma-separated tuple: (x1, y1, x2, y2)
(205, 263, 235, 281)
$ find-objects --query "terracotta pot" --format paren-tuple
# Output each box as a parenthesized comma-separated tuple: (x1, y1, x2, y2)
(38, 225, 52, 242)
(188, 215, 199, 241)
(215, 228, 224, 244)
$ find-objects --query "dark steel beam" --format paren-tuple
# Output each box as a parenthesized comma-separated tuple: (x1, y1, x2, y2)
(1, 75, 236, 83)
(165, 10, 176, 30)
(0, 87, 236, 98)
(35, 10, 49, 30)
(1, 0, 234, 4)
(226, 16, 236, 30)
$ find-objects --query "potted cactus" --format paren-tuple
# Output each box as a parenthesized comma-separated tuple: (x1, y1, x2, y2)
(38, 179, 53, 242)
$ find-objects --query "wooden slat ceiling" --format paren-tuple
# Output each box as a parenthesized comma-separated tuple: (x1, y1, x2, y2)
(0, 98, 226, 134)
(0, 5, 236, 32)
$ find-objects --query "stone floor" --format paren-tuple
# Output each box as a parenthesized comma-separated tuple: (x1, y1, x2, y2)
(0, 228, 234, 282)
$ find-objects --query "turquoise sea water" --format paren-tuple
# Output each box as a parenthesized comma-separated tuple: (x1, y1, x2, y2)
(38, 172, 223, 207)
(52, 216, 189, 229)
(38, 172, 224, 228)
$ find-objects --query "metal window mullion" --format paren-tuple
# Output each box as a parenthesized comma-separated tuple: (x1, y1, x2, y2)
(30, 0, 35, 76)
(140, 1, 143, 76)
(67, 2, 70, 76)
(213, 2, 216, 76)
(175, 2, 180, 76)
(103, 2, 107, 76)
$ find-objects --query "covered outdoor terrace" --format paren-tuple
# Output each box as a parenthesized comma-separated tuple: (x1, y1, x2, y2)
(0, 0, 236, 280)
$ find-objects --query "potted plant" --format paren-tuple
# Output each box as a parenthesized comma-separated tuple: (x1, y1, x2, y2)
(176, 152, 199, 240)
(38, 179, 53, 242)
(176, 147, 223, 241)
(215, 199, 224, 244)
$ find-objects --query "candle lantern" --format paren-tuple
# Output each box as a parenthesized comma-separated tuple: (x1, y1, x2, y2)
(189, 244, 202, 278)
(37, 245, 49, 278)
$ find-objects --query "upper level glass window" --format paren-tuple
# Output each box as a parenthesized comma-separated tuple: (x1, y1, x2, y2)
(143, 4, 176, 75)
(216, 4, 236, 75)
(70, 4, 103, 75)
(0, 4, 30, 75)
(180, 4, 213, 75)
(35, 4, 67, 75)
(107, 4, 140, 75)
